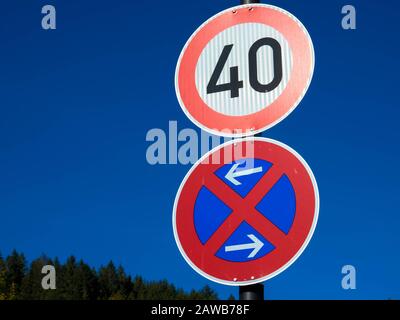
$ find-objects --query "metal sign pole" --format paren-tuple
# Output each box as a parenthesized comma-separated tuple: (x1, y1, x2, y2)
(239, 284, 264, 300)
(240, 0, 260, 4)
(238, 0, 264, 302)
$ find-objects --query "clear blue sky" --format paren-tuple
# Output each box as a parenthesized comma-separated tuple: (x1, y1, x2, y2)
(0, 0, 399, 299)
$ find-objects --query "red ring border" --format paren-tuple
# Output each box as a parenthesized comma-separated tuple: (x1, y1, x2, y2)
(175, 4, 314, 136)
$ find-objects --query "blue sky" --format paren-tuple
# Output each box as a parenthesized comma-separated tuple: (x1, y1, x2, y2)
(0, 0, 399, 299)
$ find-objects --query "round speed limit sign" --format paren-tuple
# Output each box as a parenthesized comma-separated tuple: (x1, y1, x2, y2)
(175, 4, 314, 137)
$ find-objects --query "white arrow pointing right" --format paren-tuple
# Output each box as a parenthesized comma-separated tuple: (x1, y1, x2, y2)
(225, 234, 264, 258)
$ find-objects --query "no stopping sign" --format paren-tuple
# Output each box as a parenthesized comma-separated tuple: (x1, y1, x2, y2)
(173, 138, 319, 285)
(175, 4, 315, 137)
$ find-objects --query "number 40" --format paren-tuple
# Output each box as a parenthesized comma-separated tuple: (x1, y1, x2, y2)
(206, 37, 283, 98)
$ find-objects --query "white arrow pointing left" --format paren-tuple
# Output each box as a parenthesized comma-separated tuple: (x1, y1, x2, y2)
(225, 234, 264, 258)
(225, 163, 263, 186)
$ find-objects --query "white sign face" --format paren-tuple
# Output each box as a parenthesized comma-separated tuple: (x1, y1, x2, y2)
(175, 4, 314, 137)
(195, 22, 293, 116)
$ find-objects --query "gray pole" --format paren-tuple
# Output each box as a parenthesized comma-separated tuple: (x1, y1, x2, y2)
(239, 284, 264, 300)
(238, 0, 264, 302)
(240, 0, 260, 4)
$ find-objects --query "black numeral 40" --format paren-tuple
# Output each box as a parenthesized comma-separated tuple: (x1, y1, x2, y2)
(206, 37, 283, 98)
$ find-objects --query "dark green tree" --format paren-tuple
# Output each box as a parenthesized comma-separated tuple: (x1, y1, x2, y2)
(98, 261, 119, 300)
(0, 254, 7, 300)
(5, 250, 27, 299)
(58, 256, 81, 299)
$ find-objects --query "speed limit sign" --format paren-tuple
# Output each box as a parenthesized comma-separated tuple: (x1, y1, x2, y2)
(175, 4, 314, 137)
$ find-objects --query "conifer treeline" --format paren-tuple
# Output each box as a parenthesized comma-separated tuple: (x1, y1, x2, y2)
(0, 250, 219, 300)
